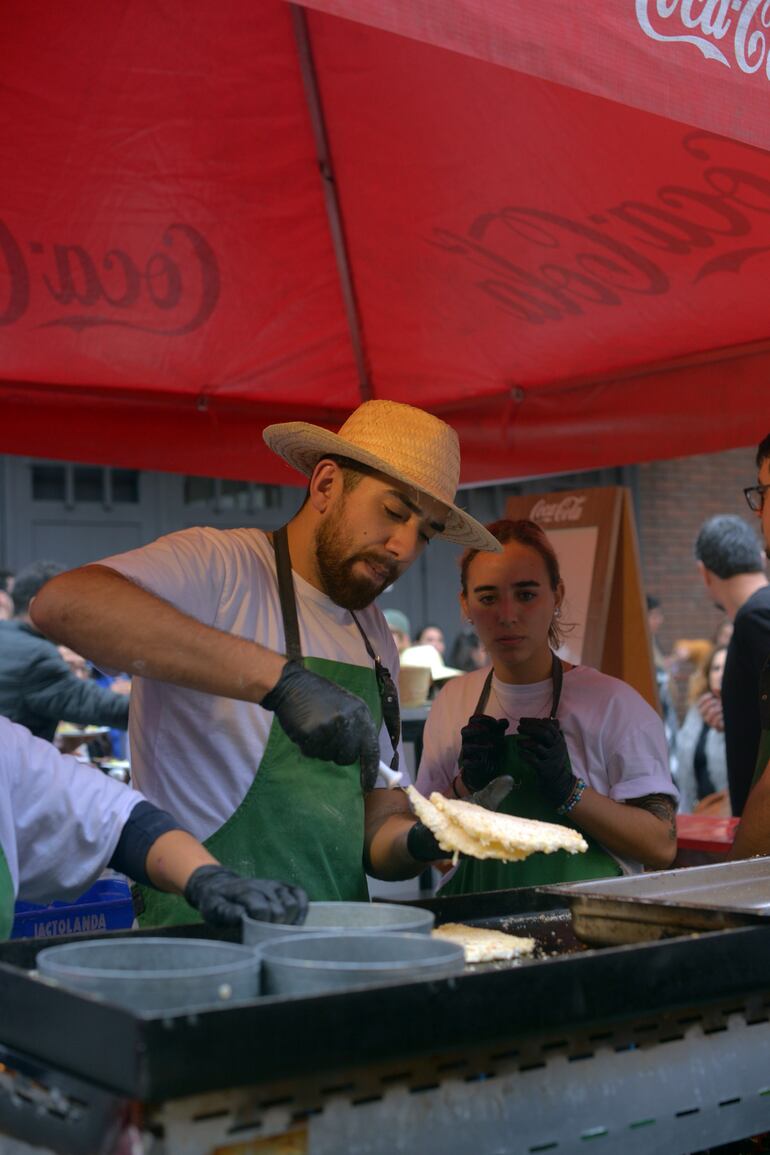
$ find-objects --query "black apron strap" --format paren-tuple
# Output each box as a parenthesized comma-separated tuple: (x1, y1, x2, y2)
(473, 651, 564, 718)
(549, 650, 563, 718)
(270, 527, 400, 772)
(272, 526, 303, 662)
(350, 611, 401, 772)
(474, 669, 495, 714)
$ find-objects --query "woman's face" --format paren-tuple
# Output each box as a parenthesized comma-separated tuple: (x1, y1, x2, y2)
(460, 539, 562, 684)
(708, 648, 727, 696)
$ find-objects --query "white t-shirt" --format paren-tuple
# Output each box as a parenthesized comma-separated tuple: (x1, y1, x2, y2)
(417, 664, 677, 875)
(0, 717, 145, 905)
(101, 527, 403, 840)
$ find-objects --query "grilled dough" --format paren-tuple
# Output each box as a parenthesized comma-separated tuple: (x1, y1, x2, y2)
(433, 923, 536, 963)
(406, 785, 588, 863)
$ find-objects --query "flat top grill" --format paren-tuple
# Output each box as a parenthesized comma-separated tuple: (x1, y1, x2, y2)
(2, 878, 770, 1103)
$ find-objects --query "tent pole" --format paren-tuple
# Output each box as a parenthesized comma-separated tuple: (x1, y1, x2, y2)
(290, 4, 372, 404)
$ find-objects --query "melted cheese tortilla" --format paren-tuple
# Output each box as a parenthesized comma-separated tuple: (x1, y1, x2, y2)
(433, 923, 536, 963)
(406, 785, 588, 863)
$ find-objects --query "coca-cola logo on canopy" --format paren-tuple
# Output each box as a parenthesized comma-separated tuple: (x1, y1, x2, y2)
(0, 221, 220, 334)
(636, 0, 770, 76)
(429, 133, 770, 326)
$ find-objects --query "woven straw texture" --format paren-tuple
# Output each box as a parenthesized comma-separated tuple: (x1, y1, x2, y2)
(263, 400, 499, 550)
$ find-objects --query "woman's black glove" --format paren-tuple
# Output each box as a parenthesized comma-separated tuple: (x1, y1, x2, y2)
(517, 717, 576, 809)
(184, 866, 308, 927)
(262, 660, 380, 791)
(459, 714, 510, 792)
(406, 777, 515, 862)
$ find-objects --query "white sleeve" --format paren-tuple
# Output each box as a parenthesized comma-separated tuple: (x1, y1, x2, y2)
(5, 720, 148, 904)
(99, 526, 229, 626)
(597, 686, 678, 803)
(415, 679, 464, 796)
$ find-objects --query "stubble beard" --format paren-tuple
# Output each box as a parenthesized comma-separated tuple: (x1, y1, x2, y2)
(315, 505, 398, 611)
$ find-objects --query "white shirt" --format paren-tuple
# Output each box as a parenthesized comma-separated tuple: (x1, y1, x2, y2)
(0, 717, 145, 904)
(101, 527, 403, 839)
(417, 664, 677, 875)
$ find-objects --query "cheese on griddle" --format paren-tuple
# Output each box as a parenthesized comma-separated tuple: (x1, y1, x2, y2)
(432, 923, 536, 963)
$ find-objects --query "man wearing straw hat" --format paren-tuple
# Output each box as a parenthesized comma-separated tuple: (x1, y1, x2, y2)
(31, 401, 500, 924)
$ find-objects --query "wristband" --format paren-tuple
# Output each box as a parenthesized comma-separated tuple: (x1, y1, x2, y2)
(556, 777, 586, 816)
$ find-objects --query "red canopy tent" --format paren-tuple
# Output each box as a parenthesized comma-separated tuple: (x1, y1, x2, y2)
(1, 0, 768, 487)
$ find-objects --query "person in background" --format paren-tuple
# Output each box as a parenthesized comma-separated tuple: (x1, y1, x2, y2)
(417, 519, 677, 894)
(671, 619, 734, 719)
(694, 514, 770, 816)
(29, 401, 502, 924)
(449, 624, 489, 672)
(415, 624, 446, 657)
(726, 434, 770, 858)
(0, 561, 130, 743)
(674, 645, 730, 816)
(646, 594, 679, 779)
(383, 608, 412, 654)
(0, 570, 14, 622)
(58, 645, 91, 680)
(0, 716, 307, 940)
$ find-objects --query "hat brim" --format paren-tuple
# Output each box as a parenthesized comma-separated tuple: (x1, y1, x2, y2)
(263, 420, 501, 552)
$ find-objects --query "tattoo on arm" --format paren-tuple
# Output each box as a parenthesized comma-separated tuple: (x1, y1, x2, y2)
(625, 793, 677, 841)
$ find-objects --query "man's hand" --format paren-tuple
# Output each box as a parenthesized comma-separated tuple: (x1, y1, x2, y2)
(262, 660, 380, 790)
(406, 775, 515, 862)
(184, 866, 308, 927)
(517, 717, 576, 809)
(459, 714, 510, 792)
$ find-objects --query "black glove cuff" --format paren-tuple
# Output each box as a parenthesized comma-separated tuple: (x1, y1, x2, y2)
(184, 864, 238, 908)
(261, 659, 303, 711)
(407, 822, 445, 863)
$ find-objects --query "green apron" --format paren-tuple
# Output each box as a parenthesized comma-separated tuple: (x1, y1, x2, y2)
(138, 525, 396, 927)
(441, 658, 622, 896)
(139, 657, 379, 926)
(0, 841, 15, 940)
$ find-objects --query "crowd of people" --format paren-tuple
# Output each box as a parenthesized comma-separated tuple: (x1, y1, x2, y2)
(1, 406, 769, 940)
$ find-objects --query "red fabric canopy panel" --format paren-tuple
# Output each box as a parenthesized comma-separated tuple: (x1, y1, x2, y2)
(1, 1, 768, 484)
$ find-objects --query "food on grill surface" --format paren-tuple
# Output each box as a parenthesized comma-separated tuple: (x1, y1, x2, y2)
(406, 785, 588, 863)
(433, 922, 536, 963)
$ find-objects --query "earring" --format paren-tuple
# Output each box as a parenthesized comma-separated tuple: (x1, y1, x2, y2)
(554, 607, 561, 619)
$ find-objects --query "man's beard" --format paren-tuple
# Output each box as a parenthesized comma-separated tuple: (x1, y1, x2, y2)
(315, 505, 398, 610)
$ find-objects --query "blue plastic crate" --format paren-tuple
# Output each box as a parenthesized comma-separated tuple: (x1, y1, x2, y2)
(11, 877, 134, 940)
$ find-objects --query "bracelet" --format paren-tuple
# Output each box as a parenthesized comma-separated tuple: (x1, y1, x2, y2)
(556, 777, 586, 816)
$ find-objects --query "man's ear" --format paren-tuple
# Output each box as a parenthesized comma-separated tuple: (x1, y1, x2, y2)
(308, 459, 341, 513)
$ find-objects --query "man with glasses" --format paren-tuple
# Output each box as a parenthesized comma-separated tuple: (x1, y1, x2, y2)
(728, 434, 770, 857)
(694, 510, 769, 818)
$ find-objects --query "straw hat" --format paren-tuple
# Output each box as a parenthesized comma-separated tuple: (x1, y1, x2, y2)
(263, 400, 500, 550)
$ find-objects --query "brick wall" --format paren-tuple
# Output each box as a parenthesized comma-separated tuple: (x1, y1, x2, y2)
(636, 440, 762, 714)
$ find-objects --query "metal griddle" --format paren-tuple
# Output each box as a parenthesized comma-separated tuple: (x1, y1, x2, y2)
(4, 883, 770, 1154)
(539, 856, 770, 946)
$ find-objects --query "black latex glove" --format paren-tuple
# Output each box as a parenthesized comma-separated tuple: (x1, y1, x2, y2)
(262, 660, 380, 791)
(459, 713, 510, 792)
(517, 717, 576, 809)
(406, 776, 516, 862)
(184, 865, 309, 928)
